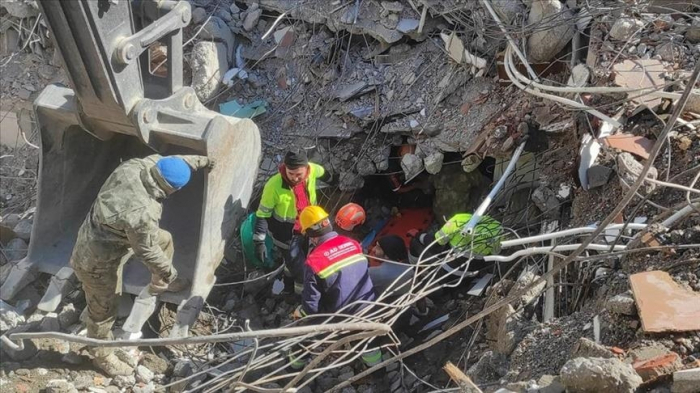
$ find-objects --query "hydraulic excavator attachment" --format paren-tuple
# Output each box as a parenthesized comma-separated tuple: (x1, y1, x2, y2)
(0, 0, 261, 337)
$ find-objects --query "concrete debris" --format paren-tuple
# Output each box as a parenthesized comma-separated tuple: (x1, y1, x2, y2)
(400, 153, 424, 180)
(616, 152, 658, 194)
(0, 300, 25, 331)
(424, 152, 444, 175)
(467, 350, 508, 384)
(531, 185, 559, 218)
(613, 59, 667, 109)
(190, 42, 228, 102)
(1, 0, 39, 19)
(511, 270, 546, 309)
(672, 368, 700, 393)
(191, 7, 207, 24)
(243, 9, 262, 32)
(527, 0, 575, 63)
(140, 353, 170, 376)
(12, 218, 32, 241)
(530, 374, 565, 393)
(559, 357, 643, 393)
(338, 172, 365, 191)
(46, 379, 78, 393)
(630, 271, 700, 332)
(57, 303, 80, 330)
(3, 237, 28, 262)
(199, 16, 235, 58)
(606, 293, 637, 316)
(571, 338, 616, 360)
(39, 312, 60, 332)
(587, 165, 613, 190)
(609, 18, 644, 41)
(135, 365, 155, 384)
(655, 42, 681, 62)
(440, 32, 487, 70)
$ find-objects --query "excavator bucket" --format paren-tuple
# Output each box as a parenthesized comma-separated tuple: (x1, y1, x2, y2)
(0, 0, 261, 337)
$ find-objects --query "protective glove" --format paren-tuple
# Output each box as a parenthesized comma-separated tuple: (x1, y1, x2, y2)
(205, 158, 216, 170)
(254, 241, 267, 263)
(148, 268, 177, 295)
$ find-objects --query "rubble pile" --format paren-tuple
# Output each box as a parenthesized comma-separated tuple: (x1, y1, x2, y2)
(1, 0, 700, 392)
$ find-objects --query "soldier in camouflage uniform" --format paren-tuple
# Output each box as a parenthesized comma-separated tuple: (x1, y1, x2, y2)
(70, 154, 212, 376)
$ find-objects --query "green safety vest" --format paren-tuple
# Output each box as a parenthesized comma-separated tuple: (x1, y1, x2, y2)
(256, 163, 325, 225)
(434, 213, 502, 256)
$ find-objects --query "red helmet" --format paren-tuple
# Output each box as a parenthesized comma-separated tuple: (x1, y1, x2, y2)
(335, 203, 366, 231)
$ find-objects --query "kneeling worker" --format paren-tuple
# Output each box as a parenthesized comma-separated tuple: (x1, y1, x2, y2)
(410, 213, 502, 273)
(70, 155, 213, 376)
(290, 206, 381, 368)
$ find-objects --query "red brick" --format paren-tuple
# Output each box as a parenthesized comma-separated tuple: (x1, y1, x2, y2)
(611, 347, 625, 355)
(633, 352, 682, 381)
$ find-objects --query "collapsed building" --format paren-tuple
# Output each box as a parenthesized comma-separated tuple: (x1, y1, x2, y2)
(1, 0, 700, 392)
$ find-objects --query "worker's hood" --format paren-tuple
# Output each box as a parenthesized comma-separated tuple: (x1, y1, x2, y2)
(142, 165, 176, 199)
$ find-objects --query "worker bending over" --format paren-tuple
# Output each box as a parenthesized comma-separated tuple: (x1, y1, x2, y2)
(254, 148, 332, 294)
(70, 155, 213, 376)
(409, 213, 502, 273)
(290, 206, 381, 368)
(369, 235, 413, 295)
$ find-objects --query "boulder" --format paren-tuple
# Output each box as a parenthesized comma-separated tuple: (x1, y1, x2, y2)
(198, 16, 235, 60)
(609, 18, 644, 41)
(527, 0, 575, 62)
(655, 42, 680, 62)
(190, 42, 228, 101)
(560, 357, 643, 393)
(686, 19, 700, 44)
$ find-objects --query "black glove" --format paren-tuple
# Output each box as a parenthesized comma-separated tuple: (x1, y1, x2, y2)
(255, 241, 267, 262)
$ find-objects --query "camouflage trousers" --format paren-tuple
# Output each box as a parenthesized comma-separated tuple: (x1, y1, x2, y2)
(71, 229, 174, 358)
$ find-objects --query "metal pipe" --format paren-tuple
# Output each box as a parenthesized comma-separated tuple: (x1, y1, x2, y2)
(483, 244, 626, 263)
(9, 322, 392, 348)
(500, 223, 647, 248)
(661, 202, 699, 228)
(462, 142, 526, 235)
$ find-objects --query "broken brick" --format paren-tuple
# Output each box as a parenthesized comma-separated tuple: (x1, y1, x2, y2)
(633, 352, 682, 381)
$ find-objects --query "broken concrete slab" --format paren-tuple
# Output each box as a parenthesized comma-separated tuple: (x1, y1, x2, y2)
(190, 42, 228, 102)
(423, 152, 444, 175)
(571, 338, 615, 359)
(560, 357, 643, 393)
(401, 153, 424, 180)
(0, 300, 25, 331)
(672, 367, 700, 393)
(630, 271, 700, 332)
(527, 0, 575, 63)
(601, 134, 654, 160)
(466, 350, 508, 384)
(335, 81, 374, 102)
(3, 238, 28, 262)
(613, 59, 668, 110)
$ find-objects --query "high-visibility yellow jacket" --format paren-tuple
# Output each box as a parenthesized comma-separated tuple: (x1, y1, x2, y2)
(435, 213, 502, 256)
(254, 163, 327, 245)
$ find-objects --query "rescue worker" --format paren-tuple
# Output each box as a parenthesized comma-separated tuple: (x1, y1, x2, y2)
(253, 148, 333, 294)
(409, 213, 502, 273)
(368, 235, 412, 295)
(70, 155, 213, 376)
(289, 206, 381, 369)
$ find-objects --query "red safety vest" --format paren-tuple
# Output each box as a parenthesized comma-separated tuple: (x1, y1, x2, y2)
(307, 235, 366, 279)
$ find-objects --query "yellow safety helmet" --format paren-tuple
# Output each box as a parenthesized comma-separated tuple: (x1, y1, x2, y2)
(300, 206, 330, 234)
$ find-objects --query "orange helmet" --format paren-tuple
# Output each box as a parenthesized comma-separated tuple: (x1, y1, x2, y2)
(335, 203, 366, 231)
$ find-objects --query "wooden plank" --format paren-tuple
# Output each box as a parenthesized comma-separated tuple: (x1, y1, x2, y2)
(443, 362, 483, 393)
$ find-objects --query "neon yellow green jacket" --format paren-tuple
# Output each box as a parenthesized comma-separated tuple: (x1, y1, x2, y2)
(435, 213, 502, 256)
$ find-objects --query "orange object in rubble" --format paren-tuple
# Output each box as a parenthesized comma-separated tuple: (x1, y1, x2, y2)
(335, 203, 366, 231)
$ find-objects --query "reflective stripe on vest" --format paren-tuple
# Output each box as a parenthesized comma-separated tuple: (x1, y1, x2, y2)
(256, 163, 324, 223)
(307, 235, 366, 280)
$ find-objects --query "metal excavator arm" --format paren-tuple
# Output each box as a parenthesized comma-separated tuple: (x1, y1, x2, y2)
(0, 0, 261, 337)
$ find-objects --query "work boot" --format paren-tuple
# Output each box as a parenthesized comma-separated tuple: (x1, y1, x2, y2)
(93, 353, 134, 377)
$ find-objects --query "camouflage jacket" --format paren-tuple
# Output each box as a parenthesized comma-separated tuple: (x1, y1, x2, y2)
(71, 154, 209, 280)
